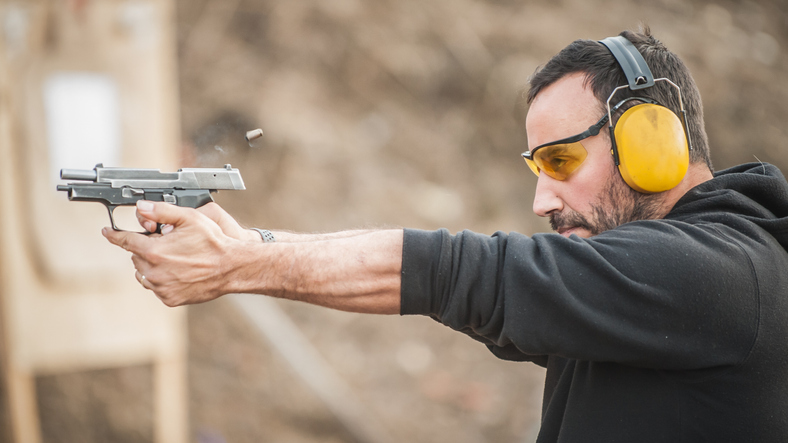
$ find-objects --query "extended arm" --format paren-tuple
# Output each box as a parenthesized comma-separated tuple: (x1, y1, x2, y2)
(103, 201, 402, 313)
(402, 225, 758, 369)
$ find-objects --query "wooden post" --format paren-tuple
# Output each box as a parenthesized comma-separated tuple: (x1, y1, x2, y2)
(0, 1, 187, 441)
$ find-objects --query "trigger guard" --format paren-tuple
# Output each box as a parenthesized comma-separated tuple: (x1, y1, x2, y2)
(107, 205, 121, 231)
(107, 204, 162, 235)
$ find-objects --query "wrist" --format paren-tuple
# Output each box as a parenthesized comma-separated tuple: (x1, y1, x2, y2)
(221, 237, 264, 295)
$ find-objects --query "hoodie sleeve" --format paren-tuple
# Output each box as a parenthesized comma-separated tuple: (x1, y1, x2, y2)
(400, 223, 759, 370)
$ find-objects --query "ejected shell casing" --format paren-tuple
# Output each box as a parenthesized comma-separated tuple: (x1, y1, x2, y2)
(245, 128, 264, 142)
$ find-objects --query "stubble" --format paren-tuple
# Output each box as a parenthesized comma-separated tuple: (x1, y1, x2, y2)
(550, 170, 665, 236)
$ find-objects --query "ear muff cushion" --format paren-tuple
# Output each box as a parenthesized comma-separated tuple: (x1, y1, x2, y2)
(614, 104, 689, 193)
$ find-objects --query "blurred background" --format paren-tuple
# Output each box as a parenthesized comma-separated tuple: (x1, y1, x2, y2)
(1, 0, 787, 442)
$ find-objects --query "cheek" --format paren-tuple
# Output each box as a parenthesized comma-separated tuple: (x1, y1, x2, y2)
(565, 153, 616, 210)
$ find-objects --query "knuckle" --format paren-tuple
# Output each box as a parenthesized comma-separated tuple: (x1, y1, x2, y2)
(160, 294, 180, 308)
(154, 285, 178, 307)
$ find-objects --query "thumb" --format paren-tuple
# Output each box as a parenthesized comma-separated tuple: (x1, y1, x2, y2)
(197, 202, 247, 240)
(136, 200, 195, 228)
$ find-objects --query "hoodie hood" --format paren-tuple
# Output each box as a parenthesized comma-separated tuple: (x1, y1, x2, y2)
(669, 162, 788, 250)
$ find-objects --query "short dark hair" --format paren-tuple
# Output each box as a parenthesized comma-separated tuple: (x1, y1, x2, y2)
(525, 27, 712, 170)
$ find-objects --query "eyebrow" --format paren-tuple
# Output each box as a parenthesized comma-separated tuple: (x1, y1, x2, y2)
(531, 113, 610, 151)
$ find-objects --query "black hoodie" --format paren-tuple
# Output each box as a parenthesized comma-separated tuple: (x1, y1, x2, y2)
(401, 163, 788, 442)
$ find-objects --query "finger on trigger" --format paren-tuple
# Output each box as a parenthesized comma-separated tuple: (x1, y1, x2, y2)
(137, 200, 192, 228)
(135, 209, 158, 233)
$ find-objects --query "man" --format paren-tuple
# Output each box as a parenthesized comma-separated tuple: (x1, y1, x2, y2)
(105, 28, 788, 441)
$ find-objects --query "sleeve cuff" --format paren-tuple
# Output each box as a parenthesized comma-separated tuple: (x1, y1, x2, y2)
(400, 228, 449, 316)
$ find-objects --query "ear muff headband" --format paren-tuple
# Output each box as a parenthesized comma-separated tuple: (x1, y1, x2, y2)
(599, 36, 693, 194)
(599, 36, 655, 90)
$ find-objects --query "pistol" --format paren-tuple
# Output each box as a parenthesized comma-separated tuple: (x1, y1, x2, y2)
(57, 163, 245, 232)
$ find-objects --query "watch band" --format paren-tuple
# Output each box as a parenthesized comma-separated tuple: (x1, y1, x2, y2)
(251, 228, 276, 243)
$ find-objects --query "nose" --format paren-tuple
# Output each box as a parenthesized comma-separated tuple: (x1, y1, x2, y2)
(532, 174, 564, 217)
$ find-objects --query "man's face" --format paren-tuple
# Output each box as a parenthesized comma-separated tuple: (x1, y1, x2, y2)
(525, 73, 663, 238)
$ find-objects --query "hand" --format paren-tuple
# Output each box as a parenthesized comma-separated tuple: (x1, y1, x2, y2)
(137, 201, 261, 242)
(105, 200, 242, 306)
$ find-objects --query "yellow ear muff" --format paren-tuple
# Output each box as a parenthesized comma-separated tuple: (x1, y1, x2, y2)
(613, 103, 689, 193)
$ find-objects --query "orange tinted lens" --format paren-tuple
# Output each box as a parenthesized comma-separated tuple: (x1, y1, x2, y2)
(532, 142, 588, 181)
(524, 157, 541, 176)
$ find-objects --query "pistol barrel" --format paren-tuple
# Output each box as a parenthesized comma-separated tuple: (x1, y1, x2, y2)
(61, 168, 98, 181)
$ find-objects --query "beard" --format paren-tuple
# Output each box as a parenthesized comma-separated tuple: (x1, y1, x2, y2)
(550, 169, 665, 236)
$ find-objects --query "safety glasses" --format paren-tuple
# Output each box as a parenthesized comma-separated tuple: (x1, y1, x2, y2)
(523, 93, 683, 181)
(521, 112, 609, 181)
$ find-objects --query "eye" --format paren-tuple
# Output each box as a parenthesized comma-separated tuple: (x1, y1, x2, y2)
(546, 156, 569, 170)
